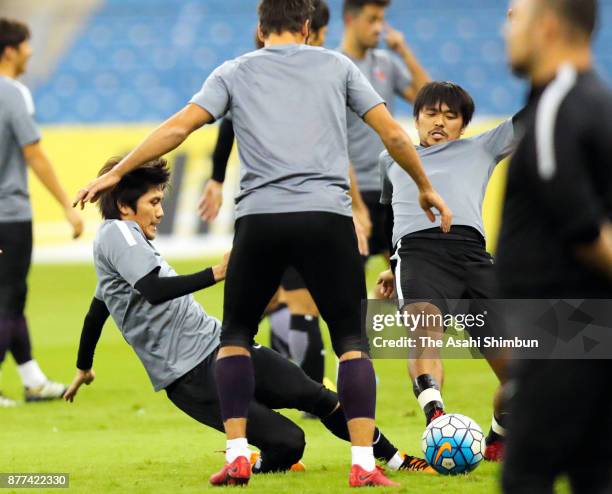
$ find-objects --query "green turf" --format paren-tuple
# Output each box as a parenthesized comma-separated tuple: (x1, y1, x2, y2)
(0, 258, 565, 493)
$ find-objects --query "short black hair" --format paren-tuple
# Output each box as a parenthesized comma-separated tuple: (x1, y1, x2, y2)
(311, 0, 330, 32)
(0, 18, 30, 58)
(97, 157, 171, 220)
(413, 82, 475, 128)
(540, 0, 598, 38)
(343, 0, 390, 15)
(258, 0, 315, 37)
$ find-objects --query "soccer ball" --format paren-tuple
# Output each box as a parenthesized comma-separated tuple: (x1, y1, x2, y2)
(421, 413, 485, 475)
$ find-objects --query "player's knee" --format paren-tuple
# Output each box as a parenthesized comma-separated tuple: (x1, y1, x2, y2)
(268, 425, 305, 469)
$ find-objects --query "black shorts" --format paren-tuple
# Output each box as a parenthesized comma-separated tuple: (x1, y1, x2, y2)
(280, 266, 307, 291)
(362, 191, 393, 257)
(221, 212, 368, 356)
(392, 227, 498, 336)
(503, 359, 612, 493)
(166, 344, 337, 472)
(0, 221, 32, 316)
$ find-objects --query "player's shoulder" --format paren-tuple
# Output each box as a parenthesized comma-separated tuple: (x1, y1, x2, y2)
(95, 219, 146, 250)
(0, 76, 33, 111)
(572, 70, 612, 111)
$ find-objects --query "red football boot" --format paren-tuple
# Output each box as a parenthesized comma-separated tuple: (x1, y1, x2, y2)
(349, 465, 400, 487)
(209, 456, 251, 486)
(484, 438, 505, 462)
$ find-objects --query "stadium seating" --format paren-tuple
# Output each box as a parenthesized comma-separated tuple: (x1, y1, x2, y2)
(33, 0, 612, 123)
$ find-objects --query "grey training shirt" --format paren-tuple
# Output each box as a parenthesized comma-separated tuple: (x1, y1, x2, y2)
(342, 49, 412, 192)
(0, 76, 41, 222)
(190, 44, 384, 219)
(380, 119, 515, 247)
(93, 220, 221, 391)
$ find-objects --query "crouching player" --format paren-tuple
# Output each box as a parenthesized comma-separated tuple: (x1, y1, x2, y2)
(378, 81, 524, 461)
(64, 158, 433, 481)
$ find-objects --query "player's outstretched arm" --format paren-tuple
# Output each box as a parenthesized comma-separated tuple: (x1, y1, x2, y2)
(73, 104, 214, 209)
(64, 296, 109, 402)
(349, 164, 372, 239)
(199, 117, 235, 221)
(134, 253, 229, 305)
(23, 142, 84, 239)
(384, 24, 431, 103)
(364, 105, 452, 232)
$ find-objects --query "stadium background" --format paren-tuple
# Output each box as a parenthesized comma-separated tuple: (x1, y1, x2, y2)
(3, 0, 611, 260)
(1, 2, 611, 493)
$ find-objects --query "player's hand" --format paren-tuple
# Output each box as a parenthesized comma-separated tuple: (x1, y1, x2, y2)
(198, 179, 223, 222)
(418, 188, 452, 233)
(354, 218, 370, 257)
(213, 251, 231, 282)
(377, 269, 395, 298)
(64, 206, 84, 239)
(63, 369, 96, 403)
(73, 170, 121, 210)
(384, 24, 408, 53)
(353, 205, 373, 239)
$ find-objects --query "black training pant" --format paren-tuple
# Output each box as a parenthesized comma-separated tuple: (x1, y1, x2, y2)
(166, 344, 337, 473)
(502, 359, 612, 493)
(221, 212, 368, 356)
(0, 221, 32, 316)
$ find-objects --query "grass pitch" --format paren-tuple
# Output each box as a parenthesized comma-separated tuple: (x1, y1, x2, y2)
(2, 257, 525, 493)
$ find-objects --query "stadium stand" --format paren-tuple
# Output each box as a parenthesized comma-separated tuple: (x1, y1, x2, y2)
(25, 0, 612, 124)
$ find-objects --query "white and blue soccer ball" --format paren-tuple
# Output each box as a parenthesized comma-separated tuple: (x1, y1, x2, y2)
(421, 413, 485, 475)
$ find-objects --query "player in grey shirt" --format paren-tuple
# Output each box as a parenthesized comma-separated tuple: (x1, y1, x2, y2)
(377, 81, 522, 463)
(340, 0, 430, 258)
(0, 18, 83, 407)
(73, 0, 451, 486)
(65, 157, 434, 477)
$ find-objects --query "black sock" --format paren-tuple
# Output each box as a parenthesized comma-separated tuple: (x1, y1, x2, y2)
(289, 315, 324, 383)
(320, 406, 396, 462)
(486, 412, 507, 444)
(10, 316, 32, 365)
(214, 355, 254, 422)
(413, 374, 444, 424)
(337, 358, 376, 421)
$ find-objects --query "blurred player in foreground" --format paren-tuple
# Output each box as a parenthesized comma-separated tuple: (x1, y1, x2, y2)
(377, 80, 523, 461)
(201, 0, 336, 392)
(499, 0, 612, 492)
(0, 18, 83, 407)
(340, 0, 430, 263)
(65, 158, 434, 478)
(72, 0, 451, 486)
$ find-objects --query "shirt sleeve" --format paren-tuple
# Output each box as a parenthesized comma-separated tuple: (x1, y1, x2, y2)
(531, 100, 603, 245)
(7, 88, 41, 147)
(390, 53, 412, 98)
(473, 119, 515, 164)
(101, 222, 162, 287)
(345, 59, 385, 118)
(190, 61, 236, 121)
(379, 153, 393, 205)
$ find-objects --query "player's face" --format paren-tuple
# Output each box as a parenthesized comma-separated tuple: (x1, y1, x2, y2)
(505, 0, 540, 77)
(133, 187, 165, 240)
(415, 103, 465, 147)
(309, 26, 328, 47)
(5, 40, 32, 76)
(350, 5, 386, 49)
